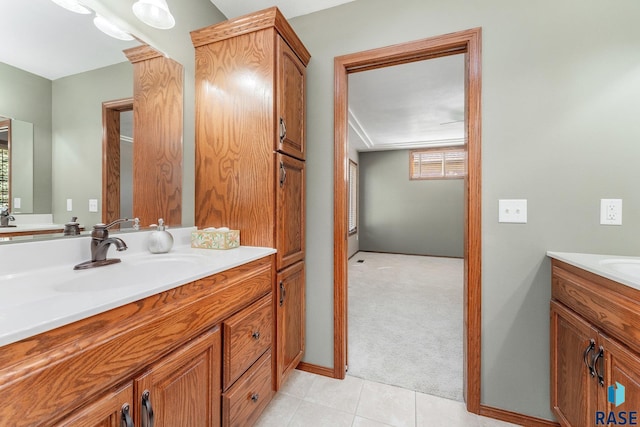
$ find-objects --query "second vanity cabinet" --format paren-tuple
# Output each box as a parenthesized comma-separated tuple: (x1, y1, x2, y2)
(550, 258, 640, 427)
(191, 6, 310, 390)
(0, 255, 274, 427)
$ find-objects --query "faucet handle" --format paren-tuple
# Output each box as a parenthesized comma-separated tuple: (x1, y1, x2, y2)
(92, 218, 132, 239)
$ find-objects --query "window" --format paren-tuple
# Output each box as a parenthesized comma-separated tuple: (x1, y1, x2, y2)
(410, 147, 466, 180)
(348, 160, 358, 235)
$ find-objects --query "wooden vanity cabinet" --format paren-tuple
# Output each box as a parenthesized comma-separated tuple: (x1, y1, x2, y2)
(550, 259, 640, 427)
(191, 6, 310, 391)
(0, 255, 273, 427)
(57, 328, 221, 427)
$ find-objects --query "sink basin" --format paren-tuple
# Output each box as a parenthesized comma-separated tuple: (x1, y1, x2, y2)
(54, 253, 211, 293)
(599, 259, 640, 278)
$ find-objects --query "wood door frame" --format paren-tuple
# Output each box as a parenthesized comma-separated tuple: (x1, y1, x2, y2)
(333, 28, 482, 413)
(102, 98, 133, 224)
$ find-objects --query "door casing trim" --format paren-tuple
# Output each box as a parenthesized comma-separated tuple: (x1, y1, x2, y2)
(332, 27, 482, 413)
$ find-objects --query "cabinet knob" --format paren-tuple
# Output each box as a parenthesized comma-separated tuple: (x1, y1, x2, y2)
(251, 393, 260, 403)
(252, 331, 261, 340)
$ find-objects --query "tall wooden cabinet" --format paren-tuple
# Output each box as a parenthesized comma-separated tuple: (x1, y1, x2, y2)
(550, 258, 640, 426)
(191, 7, 310, 390)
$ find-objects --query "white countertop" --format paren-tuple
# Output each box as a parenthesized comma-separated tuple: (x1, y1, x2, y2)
(0, 224, 67, 234)
(547, 251, 640, 291)
(0, 228, 275, 347)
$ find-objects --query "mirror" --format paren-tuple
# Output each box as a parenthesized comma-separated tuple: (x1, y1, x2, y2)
(0, 0, 183, 241)
(0, 117, 34, 213)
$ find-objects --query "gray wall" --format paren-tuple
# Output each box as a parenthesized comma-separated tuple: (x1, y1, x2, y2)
(290, 0, 640, 421)
(0, 62, 52, 214)
(359, 150, 463, 258)
(52, 62, 133, 226)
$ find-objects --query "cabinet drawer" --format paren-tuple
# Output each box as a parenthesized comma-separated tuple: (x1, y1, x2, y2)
(222, 350, 273, 427)
(223, 295, 272, 389)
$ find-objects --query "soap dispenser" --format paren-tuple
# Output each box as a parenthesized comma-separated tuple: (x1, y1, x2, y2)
(147, 218, 173, 254)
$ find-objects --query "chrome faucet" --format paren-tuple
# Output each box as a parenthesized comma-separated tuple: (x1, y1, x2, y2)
(0, 206, 15, 227)
(74, 218, 132, 270)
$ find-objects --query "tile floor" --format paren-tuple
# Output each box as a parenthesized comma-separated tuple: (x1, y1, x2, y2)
(255, 370, 522, 427)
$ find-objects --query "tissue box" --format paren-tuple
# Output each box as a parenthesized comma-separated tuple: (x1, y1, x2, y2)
(191, 229, 240, 249)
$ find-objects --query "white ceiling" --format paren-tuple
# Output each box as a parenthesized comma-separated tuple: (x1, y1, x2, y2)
(0, 0, 463, 152)
(210, 0, 356, 19)
(348, 55, 465, 152)
(0, 0, 139, 80)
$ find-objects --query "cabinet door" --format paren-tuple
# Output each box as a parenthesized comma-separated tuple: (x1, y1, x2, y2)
(275, 261, 305, 389)
(600, 334, 640, 415)
(550, 301, 599, 427)
(135, 327, 222, 427)
(276, 36, 306, 160)
(54, 383, 134, 427)
(276, 153, 305, 270)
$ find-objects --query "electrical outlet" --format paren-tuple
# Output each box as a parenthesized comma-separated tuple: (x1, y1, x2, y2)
(89, 199, 98, 213)
(600, 199, 622, 225)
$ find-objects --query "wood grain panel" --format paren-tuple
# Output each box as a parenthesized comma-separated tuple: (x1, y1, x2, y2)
(276, 37, 306, 160)
(222, 350, 273, 427)
(55, 383, 134, 427)
(276, 153, 305, 270)
(135, 328, 221, 427)
(0, 256, 272, 427)
(130, 52, 183, 227)
(550, 300, 597, 427)
(275, 261, 305, 390)
(552, 261, 640, 356)
(194, 28, 276, 247)
(223, 295, 273, 390)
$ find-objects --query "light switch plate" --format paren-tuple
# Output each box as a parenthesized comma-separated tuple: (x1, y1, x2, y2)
(89, 199, 98, 213)
(66, 199, 73, 212)
(498, 199, 527, 223)
(13, 198, 21, 209)
(600, 199, 622, 225)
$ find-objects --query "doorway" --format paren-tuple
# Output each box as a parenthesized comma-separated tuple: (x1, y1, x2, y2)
(333, 28, 482, 413)
(102, 98, 133, 224)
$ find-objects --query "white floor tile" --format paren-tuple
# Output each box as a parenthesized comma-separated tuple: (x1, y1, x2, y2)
(416, 392, 480, 427)
(304, 374, 364, 413)
(352, 416, 395, 427)
(356, 380, 416, 427)
(288, 400, 355, 427)
(254, 393, 302, 427)
(279, 369, 317, 399)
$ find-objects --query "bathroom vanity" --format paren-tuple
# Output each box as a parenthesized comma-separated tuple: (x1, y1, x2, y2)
(548, 252, 640, 427)
(0, 228, 276, 427)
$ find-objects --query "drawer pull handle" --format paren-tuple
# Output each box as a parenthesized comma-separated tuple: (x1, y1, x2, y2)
(279, 117, 287, 142)
(592, 346, 605, 386)
(252, 331, 261, 340)
(142, 390, 155, 427)
(280, 281, 286, 306)
(251, 393, 260, 403)
(583, 339, 596, 377)
(121, 404, 134, 427)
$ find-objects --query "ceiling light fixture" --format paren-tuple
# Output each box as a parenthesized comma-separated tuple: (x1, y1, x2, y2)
(132, 0, 176, 30)
(50, 0, 92, 14)
(93, 14, 135, 41)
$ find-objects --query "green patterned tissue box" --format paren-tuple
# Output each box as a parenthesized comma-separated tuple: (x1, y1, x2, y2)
(191, 228, 240, 249)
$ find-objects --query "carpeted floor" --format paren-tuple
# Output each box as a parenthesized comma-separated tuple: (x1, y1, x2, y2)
(347, 251, 464, 401)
